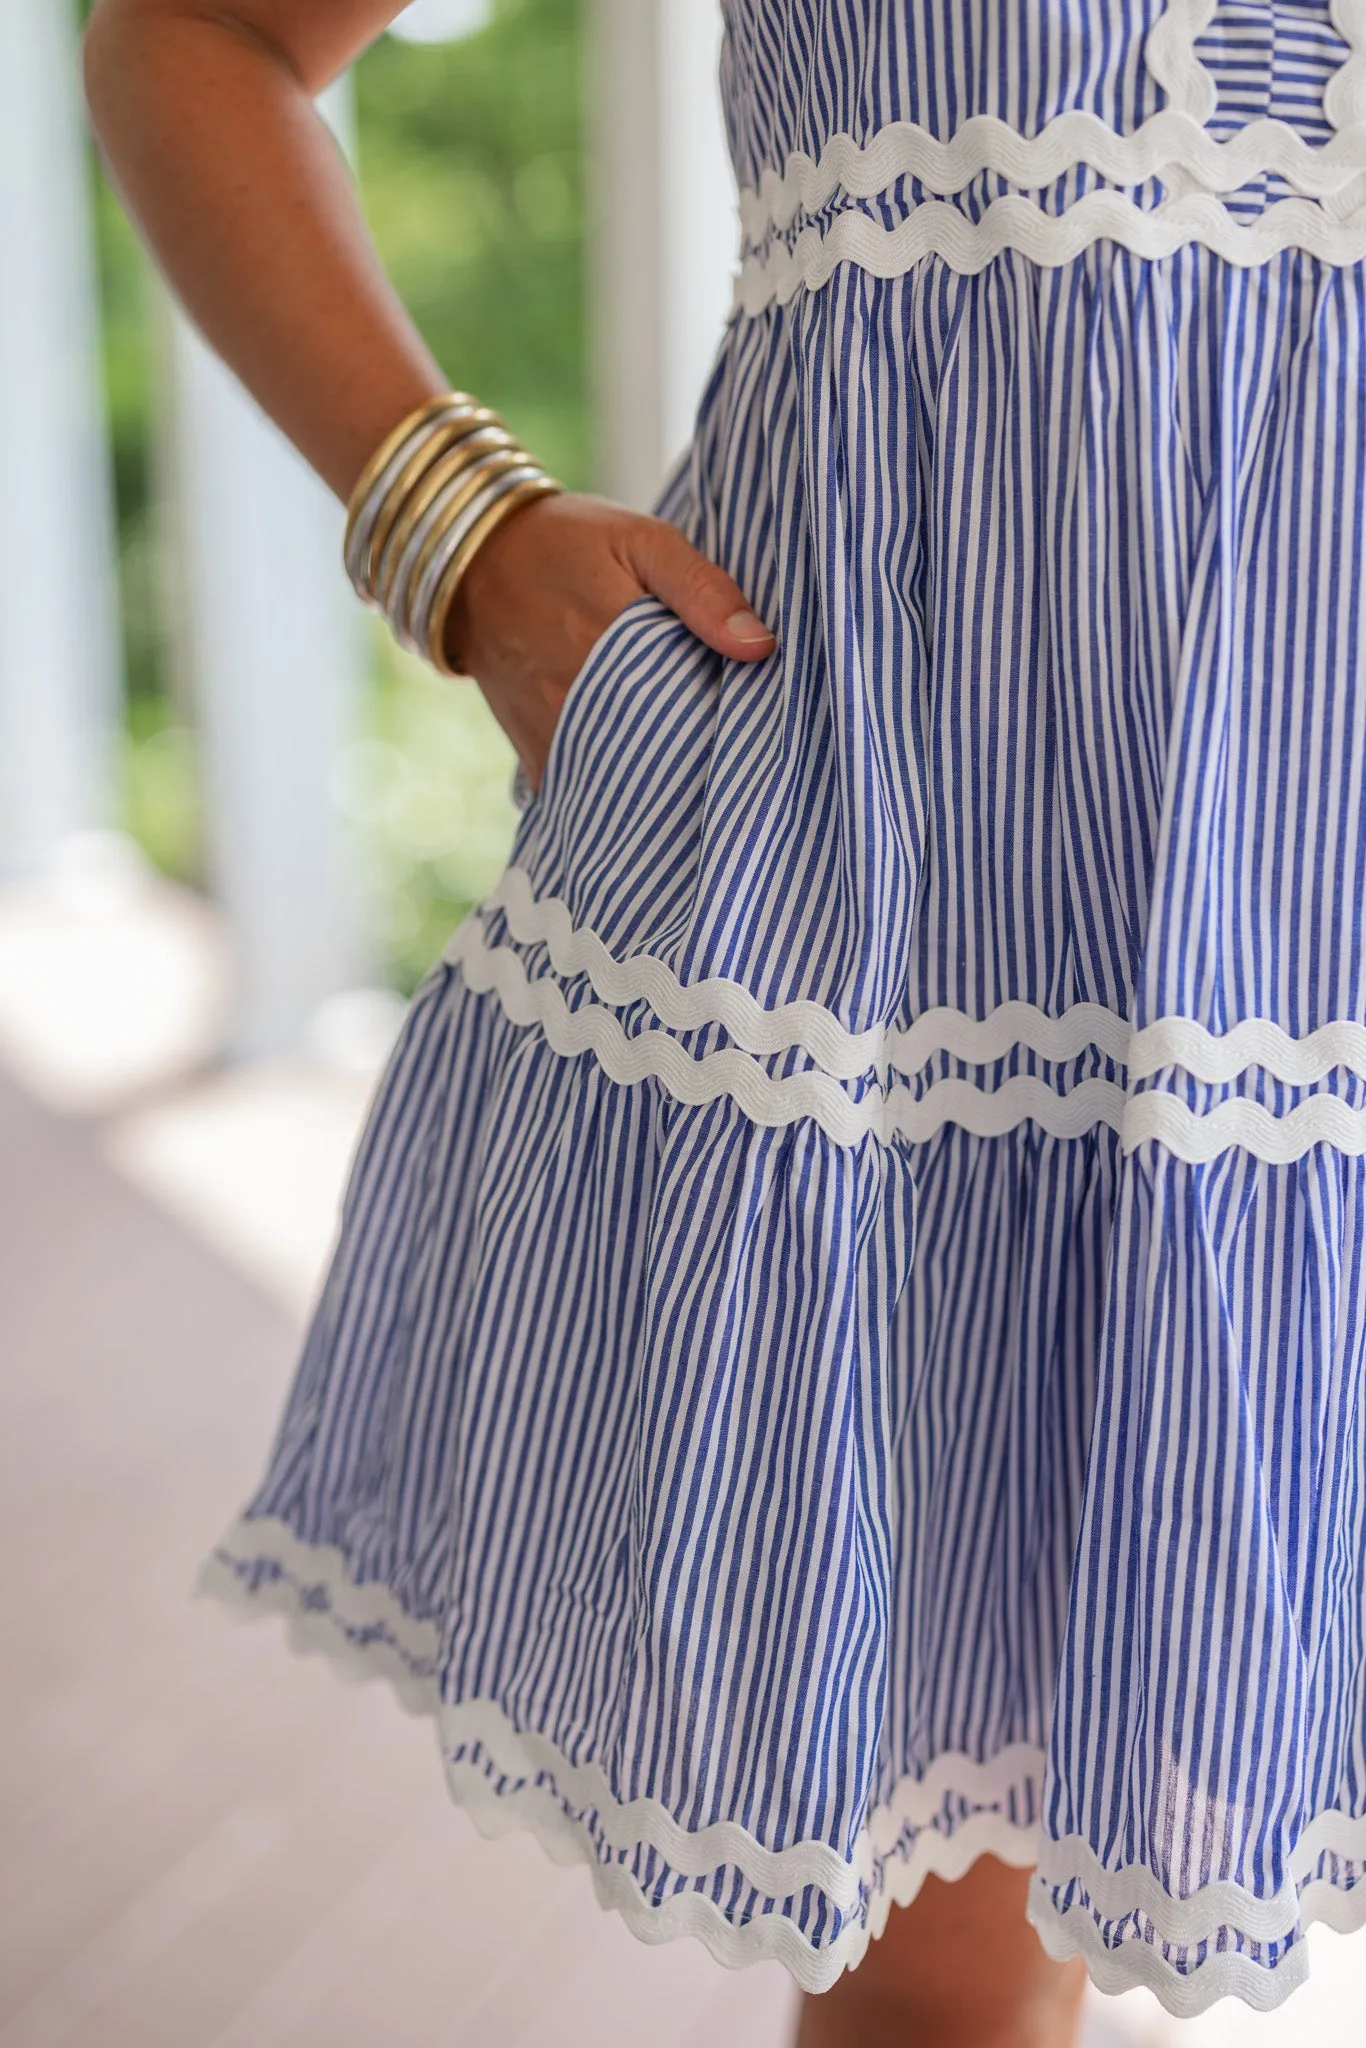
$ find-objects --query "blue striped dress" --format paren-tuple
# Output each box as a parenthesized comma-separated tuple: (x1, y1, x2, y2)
(202, 0, 1366, 2014)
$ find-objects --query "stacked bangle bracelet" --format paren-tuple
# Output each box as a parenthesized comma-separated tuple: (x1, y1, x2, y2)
(343, 392, 562, 675)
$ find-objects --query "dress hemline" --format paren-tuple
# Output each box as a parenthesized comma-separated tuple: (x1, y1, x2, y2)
(196, 1515, 1366, 2012)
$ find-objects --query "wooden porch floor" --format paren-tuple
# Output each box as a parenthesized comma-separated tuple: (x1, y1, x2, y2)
(0, 1069, 799, 2047)
(2, 944, 1362, 2046)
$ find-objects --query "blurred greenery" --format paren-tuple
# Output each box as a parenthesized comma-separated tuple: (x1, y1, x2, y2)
(88, 0, 586, 990)
(346, 624, 523, 985)
(357, 0, 587, 488)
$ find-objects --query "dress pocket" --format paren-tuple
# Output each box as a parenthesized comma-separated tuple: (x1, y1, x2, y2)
(517, 595, 662, 822)
(503, 594, 726, 946)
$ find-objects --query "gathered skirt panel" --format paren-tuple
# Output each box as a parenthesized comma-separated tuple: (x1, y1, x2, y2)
(205, 241, 1366, 2011)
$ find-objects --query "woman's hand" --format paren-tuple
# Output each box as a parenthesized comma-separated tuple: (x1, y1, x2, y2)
(446, 493, 776, 794)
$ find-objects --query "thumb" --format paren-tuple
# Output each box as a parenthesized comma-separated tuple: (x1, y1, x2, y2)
(625, 517, 777, 662)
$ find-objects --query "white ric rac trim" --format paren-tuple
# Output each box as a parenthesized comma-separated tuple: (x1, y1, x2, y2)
(482, 867, 1135, 1078)
(450, 911, 1128, 1147)
(1030, 1898, 1313, 2016)
(739, 0, 1366, 232)
(733, 192, 1366, 310)
(447, 895, 1366, 1160)
(482, 868, 1366, 1088)
(201, 1517, 1366, 2013)
(732, 0, 1366, 297)
(738, 113, 1366, 232)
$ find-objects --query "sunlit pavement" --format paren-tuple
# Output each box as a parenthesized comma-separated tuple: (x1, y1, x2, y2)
(0, 841, 1361, 2047)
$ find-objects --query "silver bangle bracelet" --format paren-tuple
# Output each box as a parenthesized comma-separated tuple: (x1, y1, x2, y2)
(343, 391, 560, 675)
(385, 454, 524, 646)
(403, 462, 541, 653)
(343, 400, 473, 596)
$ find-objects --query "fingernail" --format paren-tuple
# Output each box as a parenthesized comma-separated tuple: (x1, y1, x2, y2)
(726, 608, 775, 644)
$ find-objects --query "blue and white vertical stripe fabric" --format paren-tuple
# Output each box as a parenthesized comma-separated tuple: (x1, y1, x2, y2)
(202, 0, 1366, 2015)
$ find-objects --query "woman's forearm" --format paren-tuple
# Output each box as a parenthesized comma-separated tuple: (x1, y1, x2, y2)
(83, 0, 443, 499)
(83, 0, 776, 776)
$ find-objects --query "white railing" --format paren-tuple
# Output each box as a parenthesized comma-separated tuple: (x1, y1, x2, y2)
(0, 0, 121, 876)
(0, 0, 736, 1054)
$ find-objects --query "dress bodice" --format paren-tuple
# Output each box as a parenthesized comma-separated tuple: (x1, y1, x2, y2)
(721, 0, 1170, 182)
(720, 1, 1366, 305)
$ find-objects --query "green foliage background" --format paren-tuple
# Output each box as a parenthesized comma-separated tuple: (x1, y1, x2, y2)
(90, 0, 587, 990)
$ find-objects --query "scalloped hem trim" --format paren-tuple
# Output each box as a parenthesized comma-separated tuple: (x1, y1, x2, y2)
(195, 1518, 1040, 1914)
(1028, 1888, 1312, 2016)
(1029, 1864, 1366, 2016)
(199, 1516, 1366, 2010)
(445, 910, 1366, 1162)
(196, 1522, 1040, 1992)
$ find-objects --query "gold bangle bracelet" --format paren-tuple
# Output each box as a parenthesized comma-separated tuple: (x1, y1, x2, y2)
(404, 462, 542, 652)
(374, 428, 519, 613)
(342, 389, 562, 678)
(427, 473, 562, 674)
(394, 448, 532, 629)
(342, 392, 474, 569)
(364, 410, 504, 596)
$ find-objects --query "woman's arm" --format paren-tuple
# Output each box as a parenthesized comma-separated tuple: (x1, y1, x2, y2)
(83, 0, 446, 499)
(82, 0, 774, 783)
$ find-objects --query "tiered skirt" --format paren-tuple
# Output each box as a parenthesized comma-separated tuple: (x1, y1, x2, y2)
(204, 244, 1366, 2012)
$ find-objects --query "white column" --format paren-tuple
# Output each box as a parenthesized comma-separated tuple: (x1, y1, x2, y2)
(168, 82, 370, 1057)
(0, 0, 121, 875)
(587, 0, 736, 510)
